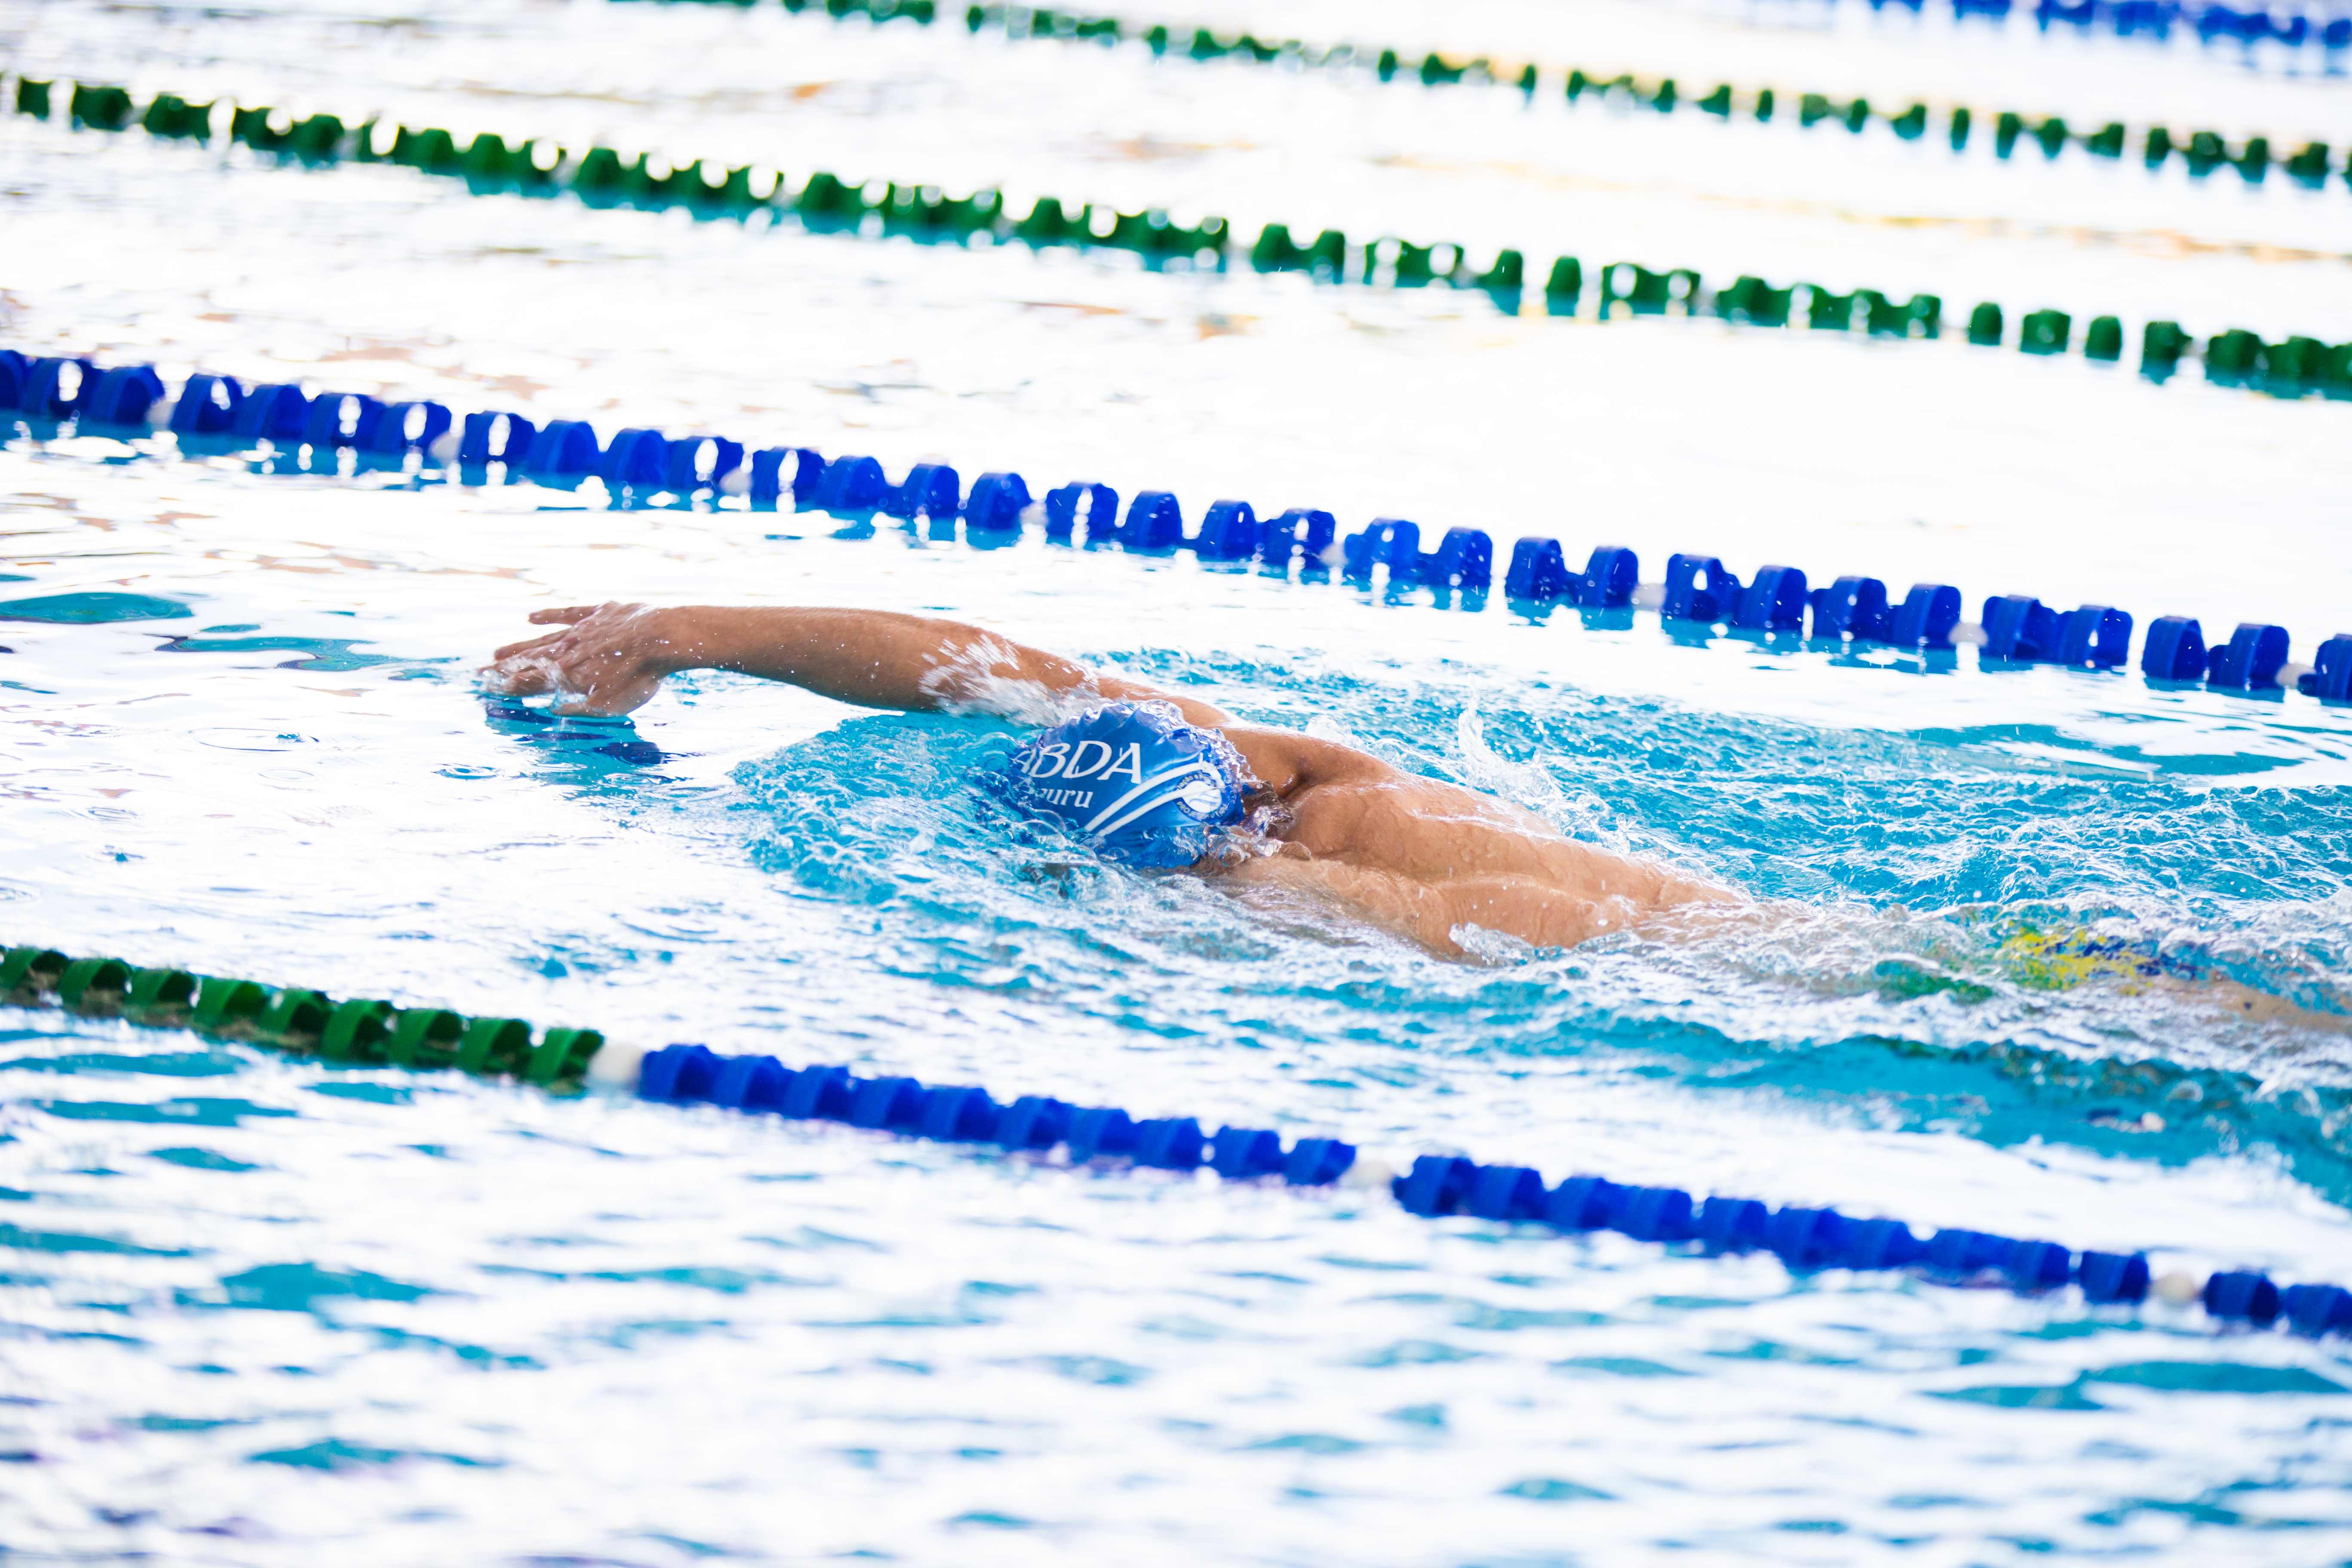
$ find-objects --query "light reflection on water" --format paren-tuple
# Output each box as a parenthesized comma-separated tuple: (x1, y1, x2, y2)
(2, 0, 2351, 1560)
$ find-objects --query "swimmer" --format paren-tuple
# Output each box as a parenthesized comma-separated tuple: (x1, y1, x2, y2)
(481, 603, 1740, 956)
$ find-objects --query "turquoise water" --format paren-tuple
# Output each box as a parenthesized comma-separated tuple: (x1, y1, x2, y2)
(6, 520, 2352, 1564)
(5, 0, 2352, 1561)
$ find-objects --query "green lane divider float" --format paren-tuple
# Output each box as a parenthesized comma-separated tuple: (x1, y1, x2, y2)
(606, 0, 2342, 193)
(11, 74, 2348, 401)
(0, 944, 606, 1087)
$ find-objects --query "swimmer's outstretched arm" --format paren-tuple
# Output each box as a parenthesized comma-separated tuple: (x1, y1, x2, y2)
(481, 602, 1231, 725)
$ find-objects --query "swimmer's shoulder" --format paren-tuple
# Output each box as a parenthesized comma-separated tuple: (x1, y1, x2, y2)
(1219, 726, 1401, 794)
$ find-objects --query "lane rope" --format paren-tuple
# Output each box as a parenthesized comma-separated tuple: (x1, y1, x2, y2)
(6, 342, 2349, 702)
(612, 0, 2349, 189)
(11, 74, 2349, 403)
(3, 943, 2346, 1336)
(1745, 0, 2345, 51)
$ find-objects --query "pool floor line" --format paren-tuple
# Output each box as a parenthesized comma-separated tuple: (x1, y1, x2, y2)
(4, 943, 2348, 1340)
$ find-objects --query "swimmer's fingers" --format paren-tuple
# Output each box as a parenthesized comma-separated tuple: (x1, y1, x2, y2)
(478, 654, 555, 695)
(493, 602, 649, 659)
(489, 625, 584, 662)
(490, 632, 563, 662)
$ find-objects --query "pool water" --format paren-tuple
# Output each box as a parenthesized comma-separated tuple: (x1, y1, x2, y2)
(4, 0, 2352, 1562)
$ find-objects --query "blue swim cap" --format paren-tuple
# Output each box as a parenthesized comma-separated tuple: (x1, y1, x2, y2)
(1002, 703, 1251, 869)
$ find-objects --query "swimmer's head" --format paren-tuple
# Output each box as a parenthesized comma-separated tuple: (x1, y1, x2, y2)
(998, 702, 1252, 870)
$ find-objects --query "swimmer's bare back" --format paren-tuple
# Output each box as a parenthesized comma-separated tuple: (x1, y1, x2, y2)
(481, 603, 1741, 955)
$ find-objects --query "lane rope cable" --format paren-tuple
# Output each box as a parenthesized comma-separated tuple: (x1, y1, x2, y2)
(608, 0, 2350, 189)
(6, 342, 2349, 703)
(11, 74, 2349, 404)
(3, 942, 2347, 1338)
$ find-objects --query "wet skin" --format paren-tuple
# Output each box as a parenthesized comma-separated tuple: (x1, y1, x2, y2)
(483, 603, 1739, 956)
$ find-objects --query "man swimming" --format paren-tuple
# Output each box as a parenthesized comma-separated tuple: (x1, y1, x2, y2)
(482, 602, 1740, 955)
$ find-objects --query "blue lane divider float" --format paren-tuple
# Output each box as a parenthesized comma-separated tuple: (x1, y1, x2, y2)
(632, 1043, 2352, 1338)
(6, 345, 2344, 704)
(1765, 0, 2352, 51)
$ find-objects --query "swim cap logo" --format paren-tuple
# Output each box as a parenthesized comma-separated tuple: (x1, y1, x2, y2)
(1176, 775, 1224, 814)
(1025, 739, 1144, 783)
(1001, 703, 1251, 870)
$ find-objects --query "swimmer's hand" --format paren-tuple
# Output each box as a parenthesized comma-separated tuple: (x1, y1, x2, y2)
(481, 603, 685, 716)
